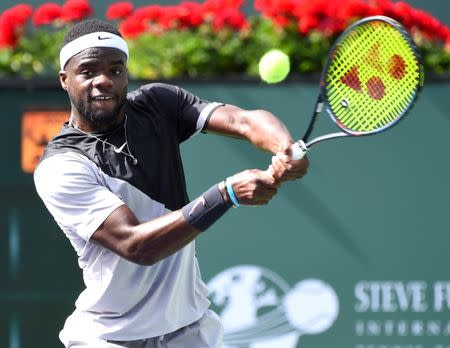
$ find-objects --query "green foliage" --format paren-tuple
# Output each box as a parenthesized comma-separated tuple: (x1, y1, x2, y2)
(421, 41, 450, 75)
(126, 18, 337, 80)
(0, 21, 448, 80)
(0, 29, 65, 78)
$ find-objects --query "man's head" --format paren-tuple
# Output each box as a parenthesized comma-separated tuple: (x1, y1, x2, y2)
(59, 19, 129, 130)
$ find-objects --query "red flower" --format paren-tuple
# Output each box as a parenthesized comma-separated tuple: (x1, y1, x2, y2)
(436, 23, 450, 43)
(254, 0, 269, 13)
(60, 0, 93, 22)
(411, 9, 443, 41)
(119, 14, 147, 39)
(204, 0, 244, 12)
(8, 4, 33, 26)
(0, 4, 33, 49)
(338, 0, 378, 22)
(255, 0, 295, 19)
(176, 2, 204, 28)
(0, 13, 18, 48)
(373, 1, 414, 28)
(254, 0, 297, 28)
(273, 14, 291, 27)
(106, 2, 133, 21)
(392, 2, 414, 27)
(294, 0, 345, 36)
(133, 5, 163, 22)
(213, 8, 248, 31)
(32, 3, 62, 26)
(297, 15, 319, 35)
(368, 0, 392, 7)
(154, 2, 204, 30)
(158, 6, 180, 29)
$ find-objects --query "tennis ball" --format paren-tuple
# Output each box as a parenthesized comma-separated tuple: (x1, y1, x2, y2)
(258, 49, 290, 84)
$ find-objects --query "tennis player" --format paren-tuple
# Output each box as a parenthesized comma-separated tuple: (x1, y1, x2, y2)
(34, 18, 309, 348)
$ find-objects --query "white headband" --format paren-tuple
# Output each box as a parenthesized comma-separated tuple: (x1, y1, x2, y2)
(59, 31, 129, 70)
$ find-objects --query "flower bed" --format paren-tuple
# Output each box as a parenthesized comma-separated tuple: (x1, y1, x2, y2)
(0, 0, 449, 80)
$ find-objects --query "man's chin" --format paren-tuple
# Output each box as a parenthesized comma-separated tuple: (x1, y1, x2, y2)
(91, 112, 119, 124)
(76, 99, 125, 126)
(86, 105, 122, 123)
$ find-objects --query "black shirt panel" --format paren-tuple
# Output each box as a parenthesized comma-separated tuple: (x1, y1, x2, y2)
(41, 83, 210, 211)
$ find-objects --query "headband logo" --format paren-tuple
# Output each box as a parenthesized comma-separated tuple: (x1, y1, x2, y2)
(98, 35, 111, 40)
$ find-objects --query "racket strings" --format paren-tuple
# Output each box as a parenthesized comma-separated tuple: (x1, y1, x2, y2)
(333, 28, 416, 130)
(324, 20, 422, 134)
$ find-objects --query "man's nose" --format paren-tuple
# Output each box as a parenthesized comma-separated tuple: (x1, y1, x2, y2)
(92, 73, 113, 88)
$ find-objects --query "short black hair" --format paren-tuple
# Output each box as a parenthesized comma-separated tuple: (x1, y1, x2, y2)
(62, 18, 122, 47)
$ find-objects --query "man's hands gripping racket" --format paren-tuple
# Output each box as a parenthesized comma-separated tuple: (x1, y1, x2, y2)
(276, 16, 424, 166)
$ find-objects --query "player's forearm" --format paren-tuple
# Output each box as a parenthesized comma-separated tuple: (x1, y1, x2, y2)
(206, 105, 294, 154)
(120, 183, 232, 266)
(93, 173, 277, 266)
(127, 211, 201, 265)
(241, 109, 294, 154)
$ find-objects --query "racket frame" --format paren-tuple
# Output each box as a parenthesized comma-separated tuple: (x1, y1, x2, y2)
(301, 15, 424, 148)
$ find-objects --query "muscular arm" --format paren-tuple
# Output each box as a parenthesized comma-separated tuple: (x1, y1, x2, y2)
(206, 104, 309, 182)
(86, 105, 308, 266)
(91, 205, 200, 266)
(91, 171, 278, 266)
(205, 104, 294, 154)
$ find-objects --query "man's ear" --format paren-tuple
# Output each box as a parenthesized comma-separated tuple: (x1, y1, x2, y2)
(59, 71, 68, 91)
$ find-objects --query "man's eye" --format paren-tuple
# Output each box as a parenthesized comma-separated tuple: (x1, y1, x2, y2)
(112, 69, 122, 76)
(80, 70, 92, 76)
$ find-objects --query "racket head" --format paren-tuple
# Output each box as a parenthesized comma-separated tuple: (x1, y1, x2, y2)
(321, 16, 424, 136)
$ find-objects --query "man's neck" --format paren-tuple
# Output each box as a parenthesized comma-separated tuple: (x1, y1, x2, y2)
(70, 111, 125, 133)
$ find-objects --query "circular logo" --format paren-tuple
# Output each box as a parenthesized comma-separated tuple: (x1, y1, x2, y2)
(207, 265, 339, 347)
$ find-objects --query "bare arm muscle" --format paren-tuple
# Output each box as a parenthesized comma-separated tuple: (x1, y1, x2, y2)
(91, 205, 201, 266)
(205, 104, 294, 154)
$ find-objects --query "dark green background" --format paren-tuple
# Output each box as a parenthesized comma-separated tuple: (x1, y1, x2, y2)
(1, 79, 450, 348)
(1, 1, 450, 348)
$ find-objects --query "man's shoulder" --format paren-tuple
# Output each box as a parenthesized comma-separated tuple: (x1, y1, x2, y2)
(34, 150, 93, 193)
(126, 82, 184, 116)
(127, 82, 180, 100)
(36, 150, 88, 172)
(40, 124, 91, 165)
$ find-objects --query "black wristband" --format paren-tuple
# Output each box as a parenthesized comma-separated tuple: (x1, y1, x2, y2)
(182, 184, 231, 231)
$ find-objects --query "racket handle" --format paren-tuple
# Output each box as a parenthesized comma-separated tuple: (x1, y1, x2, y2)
(290, 140, 308, 160)
(266, 140, 307, 177)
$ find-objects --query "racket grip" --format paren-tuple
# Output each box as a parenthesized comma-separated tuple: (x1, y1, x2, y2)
(290, 140, 308, 160)
(266, 140, 307, 178)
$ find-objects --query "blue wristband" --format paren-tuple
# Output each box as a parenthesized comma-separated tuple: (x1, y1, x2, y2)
(225, 178, 240, 207)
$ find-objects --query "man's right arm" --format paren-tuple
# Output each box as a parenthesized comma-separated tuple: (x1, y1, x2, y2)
(91, 168, 277, 265)
(35, 154, 278, 266)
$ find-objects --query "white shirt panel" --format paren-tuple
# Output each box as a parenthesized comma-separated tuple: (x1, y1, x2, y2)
(34, 151, 210, 341)
(34, 152, 124, 258)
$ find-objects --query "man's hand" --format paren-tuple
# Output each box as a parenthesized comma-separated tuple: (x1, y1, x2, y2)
(269, 152, 309, 183)
(228, 169, 279, 206)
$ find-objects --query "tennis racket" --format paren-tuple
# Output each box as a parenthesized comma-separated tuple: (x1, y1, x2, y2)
(284, 15, 424, 161)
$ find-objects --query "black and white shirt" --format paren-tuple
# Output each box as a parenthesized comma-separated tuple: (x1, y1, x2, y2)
(34, 83, 223, 341)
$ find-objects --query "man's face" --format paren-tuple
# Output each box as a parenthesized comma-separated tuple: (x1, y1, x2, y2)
(60, 47, 128, 127)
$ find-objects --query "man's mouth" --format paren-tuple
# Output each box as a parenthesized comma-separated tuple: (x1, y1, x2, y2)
(91, 95, 114, 101)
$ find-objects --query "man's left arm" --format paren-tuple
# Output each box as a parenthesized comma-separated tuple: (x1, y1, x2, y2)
(204, 104, 309, 182)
